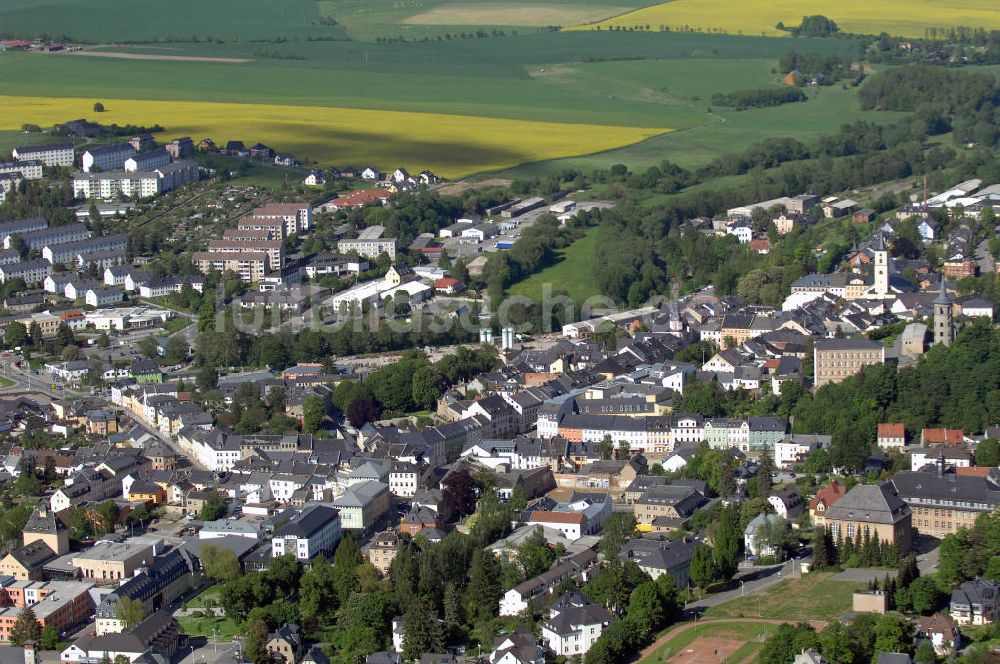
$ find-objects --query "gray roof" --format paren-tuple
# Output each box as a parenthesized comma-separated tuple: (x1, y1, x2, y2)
(542, 602, 613, 635)
(619, 537, 701, 571)
(24, 508, 65, 535)
(823, 483, 909, 525)
(890, 470, 1000, 508)
(334, 480, 388, 508)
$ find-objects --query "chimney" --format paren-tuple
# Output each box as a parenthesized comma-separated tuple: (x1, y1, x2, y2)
(937, 453, 946, 478)
(23, 641, 37, 664)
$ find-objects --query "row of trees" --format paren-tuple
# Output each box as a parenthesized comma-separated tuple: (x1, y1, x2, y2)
(711, 88, 806, 111)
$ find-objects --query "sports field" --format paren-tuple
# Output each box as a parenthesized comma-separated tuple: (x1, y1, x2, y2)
(0, 95, 666, 178)
(639, 620, 779, 664)
(573, 0, 1000, 38)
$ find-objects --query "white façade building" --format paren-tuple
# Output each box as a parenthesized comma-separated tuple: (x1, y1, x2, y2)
(270, 503, 342, 561)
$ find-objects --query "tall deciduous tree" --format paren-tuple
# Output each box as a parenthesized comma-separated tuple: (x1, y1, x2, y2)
(115, 597, 145, 629)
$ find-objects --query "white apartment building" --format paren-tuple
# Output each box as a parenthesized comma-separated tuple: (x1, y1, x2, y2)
(124, 149, 171, 173)
(73, 172, 161, 199)
(540, 601, 614, 657)
(0, 259, 52, 285)
(0, 160, 43, 180)
(336, 237, 397, 259)
(192, 251, 269, 282)
(270, 504, 342, 561)
(82, 144, 136, 173)
(12, 143, 73, 167)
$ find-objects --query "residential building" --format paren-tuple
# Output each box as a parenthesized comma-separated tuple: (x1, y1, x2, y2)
(878, 423, 906, 450)
(632, 485, 707, 529)
(768, 486, 805, 519)
(337, 237, 397, 260)
(12, 144, 74, 167)
(809, 480, 847, 527)
(124, 149, 171, 173)
(266, 623, 305, 664)
(950, 579, 998, 625)
(367, 529, 402, 575)
(0, 259, 51, 285)
(618, 537, 700, 587)
(270, 504, 342, 561)
(249, 203, 313, 237)
(813, 338, 885, 388)
(540, 594, 613, 657)
(744, 513, 785, 557)
(82, 144, 136, 173)
(192, 251, 269, 282)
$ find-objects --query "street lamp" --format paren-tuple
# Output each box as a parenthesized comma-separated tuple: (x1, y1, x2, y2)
(740, 580, 745, 596)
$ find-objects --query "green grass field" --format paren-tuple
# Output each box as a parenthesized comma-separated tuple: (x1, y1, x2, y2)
(0, 2, 901, 178)
(0, 0, 336, 42)
(704, 573, 864, 622)
(507, 227, 603, 302)
(640, 621, 778, 664)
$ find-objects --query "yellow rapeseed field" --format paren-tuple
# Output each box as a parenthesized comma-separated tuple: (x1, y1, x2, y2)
(0, 95, 667, 178)
(570, 0, 1000, 38)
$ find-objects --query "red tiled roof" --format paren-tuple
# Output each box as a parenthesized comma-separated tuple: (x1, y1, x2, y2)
(530, 511, 583, 525)
(809, 479, 847, 511)
(956, 466, 991, 478)
(435, 277, 459, 288)
(922, 428, 964, 445)
(878, 423, 905, 438)
(327, 189, 390, 208)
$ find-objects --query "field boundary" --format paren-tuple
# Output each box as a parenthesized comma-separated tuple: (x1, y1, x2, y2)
(63, 51, 252, 63)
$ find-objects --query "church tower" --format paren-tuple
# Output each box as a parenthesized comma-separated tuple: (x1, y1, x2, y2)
(873, 233, 889, 297)
(934, 278, 953, 346)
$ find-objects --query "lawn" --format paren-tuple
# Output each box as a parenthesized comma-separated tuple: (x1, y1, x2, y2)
(177, 614, 241, 641)
(507, 227, 602, 303)
(182, 585, 222, 610)
(0, 377, 16, 389)
(163, 317, 195, 335)
(639, 621, 778, 664)
(0, 94, 667, 178)
(704, 572, 864, 622)
(571, 0, 1000, 38)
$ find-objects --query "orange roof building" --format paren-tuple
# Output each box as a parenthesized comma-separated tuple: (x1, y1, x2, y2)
(921, 428, 964, 446)
(878, 423, 906, 449)
(809, 479, 847, 525)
